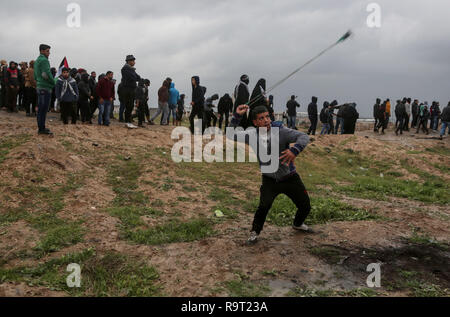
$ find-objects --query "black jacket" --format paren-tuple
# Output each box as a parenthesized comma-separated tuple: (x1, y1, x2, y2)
(308, 97, 318, 116)
(233, 82, 250, 111)
(191, 76, 204, 108)
(218, 94, 233, 114)
(441, 106, 450, 122)
(88, 77, 97, 98)
(121, 63, 141, 89)
(395, 102, 407, 119)
(286, 99, 300, 116)
(78, 75, 91, 100)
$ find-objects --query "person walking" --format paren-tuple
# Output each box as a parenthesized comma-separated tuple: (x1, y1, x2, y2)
(149, 80, 170, 125)
(439, 102, 450, 140)
(189, 76, 205, 133)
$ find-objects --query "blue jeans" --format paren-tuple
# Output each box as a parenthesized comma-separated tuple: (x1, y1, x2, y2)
(320, 123, 330, 135)
(98, 100, 111, 125)
(169, 104, 177, 121)
(335, 117, 344, 134)
(119, 102, 125, 121)
(37, 88, 51, 131)
(432, 116, 439, 130)
(441, 121, 449, 136)
(289, 116, 297, 129)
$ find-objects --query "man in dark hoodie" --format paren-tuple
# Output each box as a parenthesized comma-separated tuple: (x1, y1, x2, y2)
(204, 94, 219, 128)
(88, 71, 98, 117)
(189, 76, 205, 133)
(121, 55, 141, 123)
(373, 98, 381, 132)
(78, 73, 92, 124)
(395, 100, 407, 136)
(150, 80, 170, 125)
(439, 102, 450, 140)
(307, 96, 318, 135)
(5, 61, 22, 112)
(342, 103, 359, 134)
(55, 67, 79, 125)
(218, 93, 233, 129)
(335, 103, 346, 134)
(286, 95, 300, 130)
(233, 75, 250, 128)
(411, 99, 419, 128)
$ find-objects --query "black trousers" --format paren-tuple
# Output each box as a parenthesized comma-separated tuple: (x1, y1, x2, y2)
(24, 87, 37, 114)
(218, 112, 230, 129)
(252, 173, 311, 235)
(79, 98, 91, 122)
(308, 115, 318, 135)
(189, 105, 205, 133)
(416, 119, 429, 134)
(60, 101, 77, 124)
(396, 117, 405, 134)
(403, 114, 410, 131)
(412, 114, 419, 128)
(137, 101, 146, 126)
(7, 86, 19, 112)
(122, 87, 136, 123)
(90, 96, 98, 117)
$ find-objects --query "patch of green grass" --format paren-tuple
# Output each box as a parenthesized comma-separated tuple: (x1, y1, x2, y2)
(407, 229, 449, 251)
(107, 206, 164, 230)
(125, 218, 215, 245)
(224, 274, 270, 297)
(288, 287, 379, 297)
(0, 207, 28, 226)
(26, 212, 85, 257)
(425, 146, 450, 156)
(244, 195, 378, 227)
(78, 252, 161, 297)
(0, 134, 31, 164)
(0, 249, 162, 297)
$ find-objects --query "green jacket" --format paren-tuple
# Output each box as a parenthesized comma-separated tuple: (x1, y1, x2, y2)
(34, 54, 55, 90)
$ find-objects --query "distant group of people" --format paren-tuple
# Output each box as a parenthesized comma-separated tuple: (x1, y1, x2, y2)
(374, 98, 450, 140)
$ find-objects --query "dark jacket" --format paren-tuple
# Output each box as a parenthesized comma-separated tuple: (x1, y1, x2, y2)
(120, 63, 141, 89)
(78, 74, 91, 100)
(441, 106, 450, 122)
(308, 97, 318, 116)
(135, 80, 146, 103)
(55, 76, 79, 103)
(249, 79, 266, 110)
(96, 77, 115, 100)
(158, 80, 170, 103)
(88, 76, 97, 98)
(373, 101, 380, 118)
(412, 102, 419, 116)
(191, 76, 204, 108)
(218, 94, 233, 114)
(233, 81, 250, 111)
(6, 67, 21, 87)
(286, 99, 300, 116)
(395, 102, 407, 119)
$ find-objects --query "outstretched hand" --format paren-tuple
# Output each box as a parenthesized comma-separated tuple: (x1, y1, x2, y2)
(280, 149, 296, 166)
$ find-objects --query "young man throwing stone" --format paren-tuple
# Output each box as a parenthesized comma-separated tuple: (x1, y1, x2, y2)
(230, 104, 312, 244)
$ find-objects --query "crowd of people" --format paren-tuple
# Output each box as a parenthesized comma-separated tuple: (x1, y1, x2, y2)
(373, 98, 450, 140)
(1, 44, 449, 140)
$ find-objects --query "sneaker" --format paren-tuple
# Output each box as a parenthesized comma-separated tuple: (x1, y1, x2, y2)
(149, 121, 155, 125)
(247, 231, 259, 244)
(38, 130, 53, 135)
(293, 224, 313, 233)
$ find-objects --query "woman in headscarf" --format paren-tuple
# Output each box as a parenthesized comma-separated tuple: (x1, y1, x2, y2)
(244, 78, 267, 128)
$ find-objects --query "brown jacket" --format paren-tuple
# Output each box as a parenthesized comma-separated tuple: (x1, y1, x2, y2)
(24, 68, 36, 88)
(158, 80, 170, 103)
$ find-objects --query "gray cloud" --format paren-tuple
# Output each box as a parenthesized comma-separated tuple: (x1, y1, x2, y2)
(1, 0, 449, 117)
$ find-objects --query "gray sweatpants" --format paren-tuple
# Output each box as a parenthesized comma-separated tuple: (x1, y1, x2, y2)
(151, 101, 169, 124)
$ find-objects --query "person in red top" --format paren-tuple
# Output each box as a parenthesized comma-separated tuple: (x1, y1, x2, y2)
(96, 71, 115, 126)
(6, 61, 22, 112)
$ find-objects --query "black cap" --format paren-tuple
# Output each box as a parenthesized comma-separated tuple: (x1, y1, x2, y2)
(126, 55, 136, 62)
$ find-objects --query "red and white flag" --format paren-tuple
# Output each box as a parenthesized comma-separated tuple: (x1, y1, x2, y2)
(56, 57, 69, 77)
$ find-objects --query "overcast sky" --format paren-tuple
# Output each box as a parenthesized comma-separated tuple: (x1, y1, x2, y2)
(1, 0, 449, 117)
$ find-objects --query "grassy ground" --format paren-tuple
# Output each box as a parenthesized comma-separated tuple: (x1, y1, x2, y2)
(0, 111, 449, 297)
